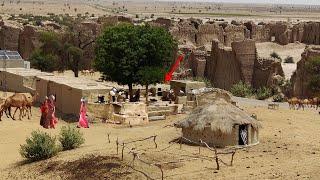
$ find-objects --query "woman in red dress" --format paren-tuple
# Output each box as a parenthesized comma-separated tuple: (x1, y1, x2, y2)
(46, 95, 58, 129)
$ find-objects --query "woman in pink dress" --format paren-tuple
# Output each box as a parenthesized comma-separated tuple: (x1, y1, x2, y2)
(46, 95, 58, 129)
(77, 98, 89, 128)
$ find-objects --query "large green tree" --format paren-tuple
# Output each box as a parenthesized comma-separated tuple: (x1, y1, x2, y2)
(95, 23, 176, 101)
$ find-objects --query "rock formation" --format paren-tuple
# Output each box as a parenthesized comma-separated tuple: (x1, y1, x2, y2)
(291, 46, 320, 98)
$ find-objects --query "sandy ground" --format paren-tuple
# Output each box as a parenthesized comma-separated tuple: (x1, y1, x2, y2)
(1, 0, 320, 23)
(1, 96, 320, 179)
(256, 42, 307, 79)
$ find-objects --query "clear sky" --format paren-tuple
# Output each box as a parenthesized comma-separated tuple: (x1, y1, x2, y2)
(159, 0, 320, 5)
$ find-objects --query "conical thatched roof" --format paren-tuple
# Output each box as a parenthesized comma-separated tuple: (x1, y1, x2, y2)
(175, 99, 261, 134)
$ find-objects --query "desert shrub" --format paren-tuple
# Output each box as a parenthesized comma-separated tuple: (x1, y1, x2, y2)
(273, 94, 285, 102)
(270, 51, 282, 61)
(29, 50, 58, 72)
(230, 81, 253, 98)
(20, 131, 60, 162)
(256, 87, 272, 100)
(59, 126, 85, 151)
(284, 56, 294, 63)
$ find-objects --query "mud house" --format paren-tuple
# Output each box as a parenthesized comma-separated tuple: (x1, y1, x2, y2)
(36, 75, 111, 115)
(175, 99, 260, 147)
(0, 68, 52, 93)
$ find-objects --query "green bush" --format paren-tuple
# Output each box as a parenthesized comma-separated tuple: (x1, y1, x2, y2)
(29, 50, 58, 72)
(230, 81, 253, 98)
(20, 131, 60, 162)
(270, 51, 282, 61)
(284, 56, 294, 63)
(256, 87, 272, 100)
(59, 126, 85, 151)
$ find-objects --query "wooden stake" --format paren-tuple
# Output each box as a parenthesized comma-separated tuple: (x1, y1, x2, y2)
(121, 143, 125, 161)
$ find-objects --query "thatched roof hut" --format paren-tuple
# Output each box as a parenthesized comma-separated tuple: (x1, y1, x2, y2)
(175, 99, 261, 147)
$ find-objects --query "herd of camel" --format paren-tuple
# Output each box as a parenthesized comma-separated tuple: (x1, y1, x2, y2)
(81, 69, 95, 76)
(0, 93, 38, 121)
(287, 97, 320, 110)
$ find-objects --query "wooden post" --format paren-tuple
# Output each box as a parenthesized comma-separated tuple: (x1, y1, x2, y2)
(230, 151, 236, 166)
(121, 143, 125, 161)
(214, 147, 220, 170)
(107, 133, 110, 143)
(153, 136, 158, 149)
(116, 137, 119, 155)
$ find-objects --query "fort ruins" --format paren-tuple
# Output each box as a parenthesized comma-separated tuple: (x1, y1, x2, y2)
(0, 16, 319, 97)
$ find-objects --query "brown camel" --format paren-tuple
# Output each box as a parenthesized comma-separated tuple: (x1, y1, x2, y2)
(288, 97, 304, 110)
(3, 93, 29, 120)
(23, 92, 39, 117)
(312, 97, 320, 110)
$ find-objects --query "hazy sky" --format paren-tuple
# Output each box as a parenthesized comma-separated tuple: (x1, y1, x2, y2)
(159, 0, 320, 5)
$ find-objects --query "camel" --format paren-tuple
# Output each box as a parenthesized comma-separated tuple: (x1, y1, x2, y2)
(312, 97, 320, 110)
(288, 97, 304, 110)
(89, 69, 95, 76)
(2, 93, 29, 120)
(81, 70, 90, 76)
(302, 99, 311, 108)
(23, 93, 39, 117)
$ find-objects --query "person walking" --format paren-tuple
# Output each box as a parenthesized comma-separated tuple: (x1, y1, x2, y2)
(46, 95, 58, 129)
(77, 97, 89, 128)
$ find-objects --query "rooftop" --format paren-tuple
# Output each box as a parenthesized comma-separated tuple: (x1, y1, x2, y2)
(37, 75, 110, 90)
(1, 68, 53, 77)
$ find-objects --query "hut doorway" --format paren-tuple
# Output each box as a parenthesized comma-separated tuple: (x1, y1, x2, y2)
(239, 125, 248, 145)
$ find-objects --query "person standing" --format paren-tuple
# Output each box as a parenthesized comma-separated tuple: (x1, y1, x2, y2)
(47, 95, 58, 129)
(40, 96, 49, 128)
(78, 98, 89, 128)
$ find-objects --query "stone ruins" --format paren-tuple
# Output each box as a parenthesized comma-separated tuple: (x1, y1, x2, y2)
(0, 16, 319, 96)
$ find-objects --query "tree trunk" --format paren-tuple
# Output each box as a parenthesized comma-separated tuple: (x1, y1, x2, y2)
(74, 69, 79, 77)
(129, 83, 133, 102)
(145, 84, 149, 105)
(74, 60, 79, 77)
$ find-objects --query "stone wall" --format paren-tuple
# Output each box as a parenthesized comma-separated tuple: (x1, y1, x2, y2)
(19, 25, 41, 59)
(196, 23, 224, 47)
(0, 21, 22, 51)
(253, 57, 284, 89)
(205, 40, 241, 90)
(232, 40, 256, 85)
(302, 22, 320, 45)
(189, 50, 209, 77)
(223, 24, 246, 47)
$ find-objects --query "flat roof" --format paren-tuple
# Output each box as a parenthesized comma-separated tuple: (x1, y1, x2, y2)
(171, 80, 206, 84)
(37, 75, 110, 90)
(0, 68, 53, 77)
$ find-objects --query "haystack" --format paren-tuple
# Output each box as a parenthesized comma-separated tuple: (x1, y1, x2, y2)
(175, 99, 261, 147)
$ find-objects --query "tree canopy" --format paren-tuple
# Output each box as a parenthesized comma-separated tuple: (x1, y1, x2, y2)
(29, 21, 96, 76)
(95, 23, 177, 100)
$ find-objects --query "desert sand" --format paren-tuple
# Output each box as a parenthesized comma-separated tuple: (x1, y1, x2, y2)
(1, 95, 320, 179)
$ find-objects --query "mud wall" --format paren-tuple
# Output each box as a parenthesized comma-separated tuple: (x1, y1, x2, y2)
(205, 40, 242, 90)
